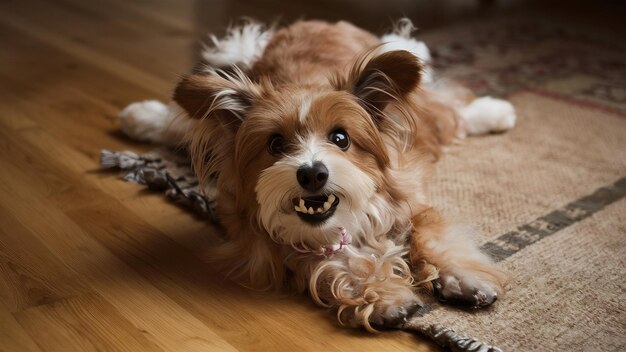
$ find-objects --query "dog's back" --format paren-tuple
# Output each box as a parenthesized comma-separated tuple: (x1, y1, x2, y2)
(250, 21, 380, 86)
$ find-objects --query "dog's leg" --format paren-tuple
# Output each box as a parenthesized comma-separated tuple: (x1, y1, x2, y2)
(308, 241, 422, 332)
(119, 100, 195, 146)
(425, 80, 517, 136)
(379, 18, 516, 136)
(409, 208, 507, 308)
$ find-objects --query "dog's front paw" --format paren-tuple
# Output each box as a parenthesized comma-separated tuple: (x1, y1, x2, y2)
(368, 296, 423, 328)
(339, 290, 423, 331)
(433, 270, 502, 308)
(119, 100, 170, 142)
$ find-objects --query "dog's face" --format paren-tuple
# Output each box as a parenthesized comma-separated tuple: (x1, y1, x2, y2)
(174, 50, 421, 248)
(243, 89, 390, 247)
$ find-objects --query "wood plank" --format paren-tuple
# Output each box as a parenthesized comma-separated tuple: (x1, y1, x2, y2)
(0, 0, 194, 80)
(0, 83, 214, 249)
(106, 0, 195, 33)
(0, 114, 209, 236)
(0, 132, 238, 352)
(0, 208, 88, 312)
(14, 293, 164, 352)
(0, 20, 169, 104)
(0, 22, 216, 236)
(0, 304, 42, 352)
(0, 6, 170, 95)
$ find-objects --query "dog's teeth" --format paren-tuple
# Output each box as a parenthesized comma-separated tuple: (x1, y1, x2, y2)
(317, 207, 323, 213)
(328, 194, 336, 204)
(323, 202, 331, 210)
(299, 199, 305, 209)
(307, 207, 313, 214)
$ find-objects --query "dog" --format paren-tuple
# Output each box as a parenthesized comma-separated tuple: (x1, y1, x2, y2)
(119, 19, 514, 331)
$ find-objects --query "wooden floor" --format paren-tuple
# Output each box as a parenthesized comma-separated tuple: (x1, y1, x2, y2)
(0, 0, 622, 351)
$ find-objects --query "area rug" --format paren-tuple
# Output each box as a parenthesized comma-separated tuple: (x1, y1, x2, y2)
(101, 17, 626, 351)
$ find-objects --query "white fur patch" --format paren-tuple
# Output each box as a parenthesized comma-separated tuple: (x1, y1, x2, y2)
(201, 22, 273, 69)
(298, 97, 312, 124)
(459, 97, 517, 135)
(119, 100, 171, 142)
(380, 19, 434, 84)
(119, 100, 192, 146)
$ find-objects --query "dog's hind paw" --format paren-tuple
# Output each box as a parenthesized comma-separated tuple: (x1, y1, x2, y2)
(460, 97, 517, 135)
(119, 100, 171, 143)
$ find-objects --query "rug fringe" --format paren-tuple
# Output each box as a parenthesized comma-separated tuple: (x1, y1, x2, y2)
(403, 321, 503, 352)
(100, 149, 219, 222)
(100, 149, 145, 169)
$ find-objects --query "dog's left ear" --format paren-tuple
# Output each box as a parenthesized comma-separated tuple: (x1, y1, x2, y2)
(341, 50, 422, 119)
(172, 69, 262, 131)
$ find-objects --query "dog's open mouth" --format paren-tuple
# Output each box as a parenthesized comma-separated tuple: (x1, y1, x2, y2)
(292, 194, 340, 224)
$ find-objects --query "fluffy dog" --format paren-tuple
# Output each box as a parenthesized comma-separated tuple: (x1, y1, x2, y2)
(120, 19, 514, 331)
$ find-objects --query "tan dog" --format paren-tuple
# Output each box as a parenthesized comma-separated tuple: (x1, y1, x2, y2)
(120, 19, 514, 331)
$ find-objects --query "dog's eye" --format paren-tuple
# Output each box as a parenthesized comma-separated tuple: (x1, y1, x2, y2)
(329, 129, 350, 150)
(268, 134, 285, 155)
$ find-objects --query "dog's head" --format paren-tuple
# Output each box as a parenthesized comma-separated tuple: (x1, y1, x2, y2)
(174, 50, 421, 248)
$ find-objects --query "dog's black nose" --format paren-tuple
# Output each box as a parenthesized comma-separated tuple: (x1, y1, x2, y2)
(297, 162, 329, 192)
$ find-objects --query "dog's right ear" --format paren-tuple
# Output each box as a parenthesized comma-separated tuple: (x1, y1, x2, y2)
(173, 70, 262, 130)
(340, 50, 422, 121)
